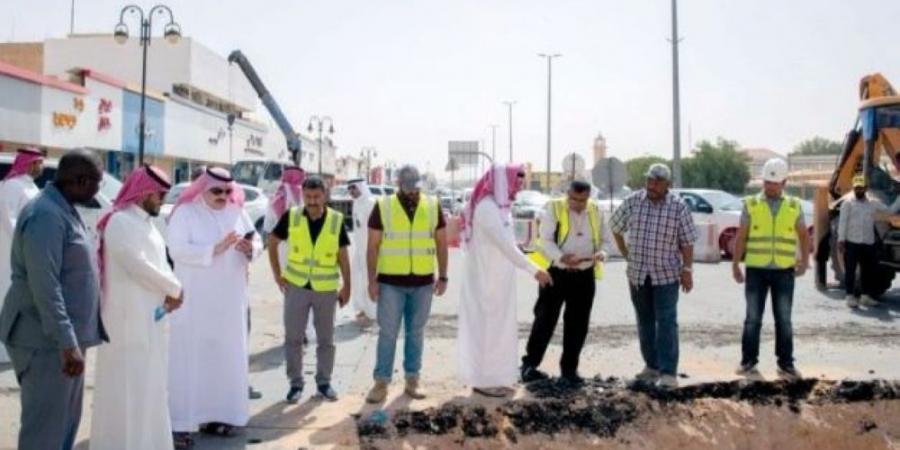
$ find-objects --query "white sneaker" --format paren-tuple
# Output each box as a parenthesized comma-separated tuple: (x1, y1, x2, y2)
(860, 295, 879, 307)
(846, 295, 859, 308)
(635, 366, 660, 382)
(657, 374, 679, 389)
(735, 363, 760, 377)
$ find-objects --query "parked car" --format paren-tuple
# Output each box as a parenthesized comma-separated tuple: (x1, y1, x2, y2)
(672, 188, 814, 258)
(0, 154, 122, 241)
(158, 182, 270, 239)
(231, 158, 296, 198)
(512, 190, 550, 220)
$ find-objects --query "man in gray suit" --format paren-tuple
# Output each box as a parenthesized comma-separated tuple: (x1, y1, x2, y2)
(0, 149, 107, 450)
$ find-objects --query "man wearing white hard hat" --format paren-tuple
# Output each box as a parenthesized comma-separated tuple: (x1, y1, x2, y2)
(731, 158, 809, 381)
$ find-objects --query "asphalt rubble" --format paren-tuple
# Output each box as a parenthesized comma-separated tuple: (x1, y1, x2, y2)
(355, 376, 900, 447)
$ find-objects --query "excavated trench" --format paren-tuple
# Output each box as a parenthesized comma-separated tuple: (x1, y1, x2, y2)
(355, 377, 900, 449)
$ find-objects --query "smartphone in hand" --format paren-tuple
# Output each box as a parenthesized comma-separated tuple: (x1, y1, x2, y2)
(243, 231, 255, 240)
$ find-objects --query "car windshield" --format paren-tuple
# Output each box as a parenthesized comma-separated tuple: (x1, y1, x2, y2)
(163, 184, 186, 204)
(232, 161, 264, 186)
(98, 173, 122, 201)
(515, 190, 548, 206)
(701, 191, 743, 211)
(332, 185, 349, 198)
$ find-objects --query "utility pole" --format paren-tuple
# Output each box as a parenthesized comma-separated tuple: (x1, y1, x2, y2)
(670, 0, 683, 187)
(538, 53, 561, 194)
(502, 101, 516, 162)
(489, 124, 498, 163)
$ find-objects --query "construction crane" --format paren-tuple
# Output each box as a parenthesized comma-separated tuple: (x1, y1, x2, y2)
(228, 50, 302, 166)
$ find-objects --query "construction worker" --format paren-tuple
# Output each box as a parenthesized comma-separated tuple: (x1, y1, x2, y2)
(838, 175, 887, 308)
(732, 158, 809, 381)
(267, 176, 351, 403)
(365, 165, 449, 403)
(521, 180, 606, 385)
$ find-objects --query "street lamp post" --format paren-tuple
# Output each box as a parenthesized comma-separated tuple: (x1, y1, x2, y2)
(670, 0, 683, 187)
(114, 4, 182, 165)
(502, 100, 516, 162)
(360, 146, 377, 183)
(488, 124, 498, 163)
(538, 53, 561, 194)
(307, 116, 334, 176)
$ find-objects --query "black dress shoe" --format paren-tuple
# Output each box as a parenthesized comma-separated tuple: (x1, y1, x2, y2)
(285, 385, 303, 404)
(561, 373, 585, 386)
(520, 365, 550, 383)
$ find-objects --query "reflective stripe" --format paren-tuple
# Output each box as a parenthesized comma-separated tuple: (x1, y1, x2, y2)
(330, 211, 340, 234)
(383, 231, 433, 239)
(747, 236, 796, 244)
(775, 237, 797, 245)
(379, 248, 436, 256)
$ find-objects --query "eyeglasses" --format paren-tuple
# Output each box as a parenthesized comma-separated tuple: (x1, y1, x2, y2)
(209, 188, 233, 196)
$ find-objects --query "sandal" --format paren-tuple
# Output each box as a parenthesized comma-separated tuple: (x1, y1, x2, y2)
(200, 422, 235, 437)
(173, 432, 194, 449)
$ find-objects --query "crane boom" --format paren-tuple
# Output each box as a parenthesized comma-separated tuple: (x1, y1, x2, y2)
(228, 50, 302, 165)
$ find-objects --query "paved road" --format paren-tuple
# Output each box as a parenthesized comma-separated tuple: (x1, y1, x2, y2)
(1, 249, 898, 449)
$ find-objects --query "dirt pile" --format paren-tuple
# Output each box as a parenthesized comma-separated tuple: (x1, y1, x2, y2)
(355, 377, 900, 449)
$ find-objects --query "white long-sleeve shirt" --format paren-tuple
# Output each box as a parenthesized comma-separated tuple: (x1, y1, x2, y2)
(838, 195, 886, 245)
(539, 200, 611, 270)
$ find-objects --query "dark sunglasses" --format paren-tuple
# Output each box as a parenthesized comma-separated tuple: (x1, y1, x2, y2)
(209, 187, 233, 196)
(516, 172, 526, 178)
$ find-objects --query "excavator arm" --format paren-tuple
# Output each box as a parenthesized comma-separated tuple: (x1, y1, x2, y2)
(228, 50, 303, 166)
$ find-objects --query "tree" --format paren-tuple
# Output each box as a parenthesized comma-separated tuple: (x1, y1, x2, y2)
(791, 136, 842, 155)
(624, 155, 668, 189)
(682, 138, 750, 194)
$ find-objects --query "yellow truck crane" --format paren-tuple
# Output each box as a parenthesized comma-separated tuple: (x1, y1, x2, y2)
(814, 73, 900, 296)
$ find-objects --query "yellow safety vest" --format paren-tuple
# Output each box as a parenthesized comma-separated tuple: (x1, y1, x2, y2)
(528, 198, 604, 280)
(284, 207, 343, 292)
(377, 194, 438, 276)
(743, 194, 800, 269)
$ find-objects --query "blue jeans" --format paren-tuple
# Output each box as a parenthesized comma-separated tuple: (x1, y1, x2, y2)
(741, 268, 795, 368)
(629, 277, 680, 375)
(373, 283, 434, 381)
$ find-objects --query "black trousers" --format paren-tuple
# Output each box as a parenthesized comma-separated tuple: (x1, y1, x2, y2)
(522, 266, 595, 376)
(844, 242, 878, 297)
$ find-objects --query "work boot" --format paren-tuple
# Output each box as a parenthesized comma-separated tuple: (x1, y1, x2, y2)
(860, 295, 879, 307)
(846, 295, 859, 308)
(405, 377, 427, 400)
(366, 380, 389, 404)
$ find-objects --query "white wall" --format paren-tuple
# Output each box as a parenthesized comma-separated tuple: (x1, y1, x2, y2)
(0, 76, 42, 145)
(42, 36, 256, 111)
(164, 95, 281, 164)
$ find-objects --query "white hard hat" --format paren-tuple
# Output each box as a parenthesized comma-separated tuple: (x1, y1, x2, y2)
(761, 158, 788, 182)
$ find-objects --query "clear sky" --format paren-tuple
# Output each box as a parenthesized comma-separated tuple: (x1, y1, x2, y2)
(3, 0, 900, 175)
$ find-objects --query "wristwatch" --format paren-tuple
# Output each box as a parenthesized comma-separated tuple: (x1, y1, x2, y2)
(681, 267, 693, 273)
(438, 276, 449, 282)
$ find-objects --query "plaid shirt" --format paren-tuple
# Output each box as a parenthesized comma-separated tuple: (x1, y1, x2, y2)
(609, 190, 697, 286)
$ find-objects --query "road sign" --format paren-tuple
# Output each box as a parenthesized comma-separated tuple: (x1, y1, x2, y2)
(592, 157, 626, 194)
(562, 153, 586, 179)
(448, 141, 480, 166)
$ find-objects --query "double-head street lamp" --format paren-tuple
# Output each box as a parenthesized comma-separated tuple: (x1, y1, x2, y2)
(360, 146, 377, 183)
(307, 116, 334, 176)
(114, 4, 182, 165)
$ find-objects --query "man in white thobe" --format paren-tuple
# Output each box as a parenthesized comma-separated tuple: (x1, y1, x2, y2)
(348, 178, 376, 322)
(90, 166, 183, 450)
(0, 147, 43, 363)
(165, 167, 262, 441)
(457, 164, 551, 398)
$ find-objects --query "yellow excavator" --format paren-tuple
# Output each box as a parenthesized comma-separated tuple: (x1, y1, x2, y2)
(813, 73, 900, 296)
